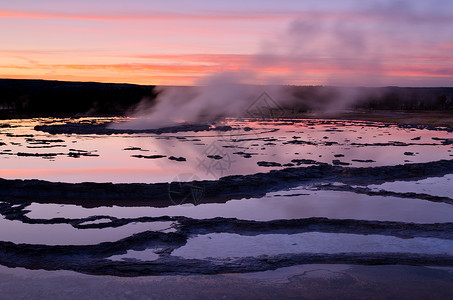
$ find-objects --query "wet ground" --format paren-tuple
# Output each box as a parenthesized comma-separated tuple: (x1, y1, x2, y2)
(1, 264, 453, 299)
(1, 117, 453, 298)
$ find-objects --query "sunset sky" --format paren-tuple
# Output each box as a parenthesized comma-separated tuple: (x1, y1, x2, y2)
(1, 0, 452, 86)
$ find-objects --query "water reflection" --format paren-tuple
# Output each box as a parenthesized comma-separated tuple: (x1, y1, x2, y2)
(1, 117, 453, 277)
(25, 189, 453, 223)
(0, 217, 174, 245)
(172, 232, 453, 259)
(368, 174, 453, 198)
(1, 117, 452, 183)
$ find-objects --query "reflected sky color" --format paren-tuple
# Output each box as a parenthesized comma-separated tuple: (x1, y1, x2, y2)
(172, 233, 453, 259)
(1, 0, 452, 86)
(1, 118, 452, 183)
(25, 189, 453, 223)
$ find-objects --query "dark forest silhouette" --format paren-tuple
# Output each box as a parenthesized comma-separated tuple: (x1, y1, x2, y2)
(0, 79, 157, 117)
(1, 79, 452, 118)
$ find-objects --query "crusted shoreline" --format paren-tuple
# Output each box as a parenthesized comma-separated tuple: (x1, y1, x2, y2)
(1, 216, 453, 276)
(2, 117, 453, 277)
(1, 159, 452, 275)
(2, 159, 453, 207)
(34, 122, 236, 135)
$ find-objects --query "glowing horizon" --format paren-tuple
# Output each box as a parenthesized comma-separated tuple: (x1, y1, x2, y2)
(1, 0, 453, 87)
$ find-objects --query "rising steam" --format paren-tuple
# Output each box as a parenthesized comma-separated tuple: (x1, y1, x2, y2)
(111, 72, 266, 130)
(112, 1, 445, 129)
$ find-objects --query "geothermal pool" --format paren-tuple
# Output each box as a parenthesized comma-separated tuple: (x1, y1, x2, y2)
(1, 117, 452, 183)
(1, 117, 453, 277)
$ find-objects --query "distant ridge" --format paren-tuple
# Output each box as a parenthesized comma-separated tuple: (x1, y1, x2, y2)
(1, 78, 452, 118)
(0, 78, 157, 117)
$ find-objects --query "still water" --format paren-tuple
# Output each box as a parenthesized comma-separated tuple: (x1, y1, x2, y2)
(1, 117, 452, 183)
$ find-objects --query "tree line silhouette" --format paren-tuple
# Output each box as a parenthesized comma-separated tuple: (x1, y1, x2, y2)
(1, 79, 452, 118)
(0, 79, 157, 117)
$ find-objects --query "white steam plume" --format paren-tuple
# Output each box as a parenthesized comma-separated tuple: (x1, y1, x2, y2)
(113, 1, 447, 129)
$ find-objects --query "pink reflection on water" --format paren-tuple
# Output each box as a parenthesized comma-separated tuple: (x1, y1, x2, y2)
(1, 117, 452, 183)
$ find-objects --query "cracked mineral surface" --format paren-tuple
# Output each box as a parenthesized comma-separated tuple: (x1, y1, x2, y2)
(1, 117, 453, 277)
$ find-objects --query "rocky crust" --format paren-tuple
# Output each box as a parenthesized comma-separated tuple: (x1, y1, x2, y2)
(2, 118, 453, 276)
(0, 213, 452, 276)
(2, 159, 453, 207)
(34, 122, 236, 135)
